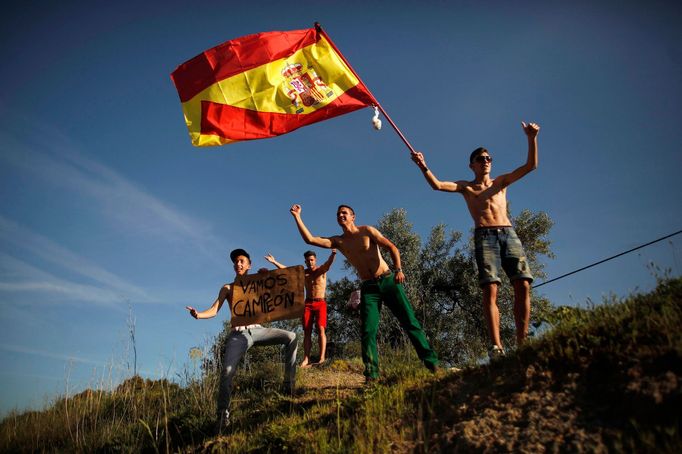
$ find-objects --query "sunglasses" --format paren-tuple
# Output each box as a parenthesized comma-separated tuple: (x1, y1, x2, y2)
(474, 155, 493, 163)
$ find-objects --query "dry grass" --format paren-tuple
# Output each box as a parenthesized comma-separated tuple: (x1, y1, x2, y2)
(2, 278, 680, 452)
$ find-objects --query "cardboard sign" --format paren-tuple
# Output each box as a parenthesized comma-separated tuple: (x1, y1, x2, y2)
(230, 266, 305, 326)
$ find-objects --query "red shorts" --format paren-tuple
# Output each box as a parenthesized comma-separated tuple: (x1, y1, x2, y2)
(302, 298, 327, 331)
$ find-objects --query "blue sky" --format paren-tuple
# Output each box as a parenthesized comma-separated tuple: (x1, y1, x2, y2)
(1, 0, 680, 416)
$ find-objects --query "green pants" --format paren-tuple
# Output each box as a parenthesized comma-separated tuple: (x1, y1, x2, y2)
(360, 272, 438, 378)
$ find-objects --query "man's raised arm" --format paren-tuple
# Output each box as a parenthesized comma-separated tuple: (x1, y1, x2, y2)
(411, 151, 461, 192)
(313, 249, 337, 276)
(290, 204, 334, 248)
(264, 254, 286, 269)
(499, 121, 540, 187)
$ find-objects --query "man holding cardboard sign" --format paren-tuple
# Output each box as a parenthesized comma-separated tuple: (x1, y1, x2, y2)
(185, 248, 300, 432)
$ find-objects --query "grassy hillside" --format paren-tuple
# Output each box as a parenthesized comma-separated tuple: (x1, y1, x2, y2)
(2, 277, 680, 452)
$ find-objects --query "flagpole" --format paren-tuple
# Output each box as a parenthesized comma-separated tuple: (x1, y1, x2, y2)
(315, 23, 418, 156)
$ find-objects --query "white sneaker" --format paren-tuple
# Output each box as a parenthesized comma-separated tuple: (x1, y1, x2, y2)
(488, 345, 506, 361)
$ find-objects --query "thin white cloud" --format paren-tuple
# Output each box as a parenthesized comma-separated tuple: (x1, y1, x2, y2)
(0, 116, 234, 311)
(0, 253, 129, 309)
(0, 343, 159, 378)
(0, 129, 223, 258)
(0, 216, 152, 303)
(0, 343, 106, 367)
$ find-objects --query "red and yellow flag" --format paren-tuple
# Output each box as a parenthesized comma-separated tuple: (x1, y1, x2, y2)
(171, 26, 376, 147)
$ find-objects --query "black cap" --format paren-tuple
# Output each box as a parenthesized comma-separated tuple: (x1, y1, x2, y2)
(229, 248, 250, 263)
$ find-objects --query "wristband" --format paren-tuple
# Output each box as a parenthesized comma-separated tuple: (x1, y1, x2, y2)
(395, 268, 403, 273)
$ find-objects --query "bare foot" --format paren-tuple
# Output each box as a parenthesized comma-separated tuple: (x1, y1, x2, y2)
(315, 358, 326, 366)
(300, 358, 311, 369)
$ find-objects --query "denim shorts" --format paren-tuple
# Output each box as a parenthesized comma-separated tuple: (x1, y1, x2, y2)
(474, 226, 533, 286)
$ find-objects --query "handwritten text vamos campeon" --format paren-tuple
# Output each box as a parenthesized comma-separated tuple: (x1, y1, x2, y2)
(230, 266, 305, 326)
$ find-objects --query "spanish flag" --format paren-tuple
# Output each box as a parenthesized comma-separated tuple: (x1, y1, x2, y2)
(171, 25, 377, 147)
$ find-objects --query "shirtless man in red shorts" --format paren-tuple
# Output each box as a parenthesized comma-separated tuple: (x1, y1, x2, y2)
(265, 249, 336, 367)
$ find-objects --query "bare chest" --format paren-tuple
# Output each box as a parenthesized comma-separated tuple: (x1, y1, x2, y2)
(305, 270, 327, 286)
(339, 234, 372, 254)
(466, 180, 505, 199)
(463, 181, 508, 213)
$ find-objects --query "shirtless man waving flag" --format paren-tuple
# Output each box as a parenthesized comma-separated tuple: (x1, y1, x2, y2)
(411, 121, 540, 360)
